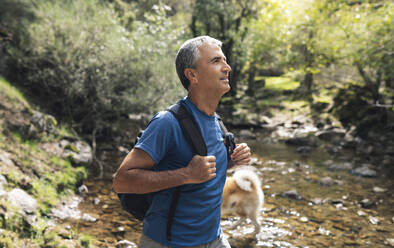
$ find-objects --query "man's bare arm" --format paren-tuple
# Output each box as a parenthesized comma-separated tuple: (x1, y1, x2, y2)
(113, 148, 217, 194)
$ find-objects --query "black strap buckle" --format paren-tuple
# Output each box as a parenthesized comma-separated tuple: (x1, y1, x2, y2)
(225, 132, 236, 155)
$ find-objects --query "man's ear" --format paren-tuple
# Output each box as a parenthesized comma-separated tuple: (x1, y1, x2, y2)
(185, 68, 197, 84)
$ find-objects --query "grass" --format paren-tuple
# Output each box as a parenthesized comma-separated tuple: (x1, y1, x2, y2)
(0, 76, 92, 247)
(257, 99, 282, 108)
(282, 100, 309, 109)
(32, 179, 59, 212)
(0, 76, 30, 108)
(260, 76, 300, 91)
(79, 233, 96, 248)
(313, 88, 335, 104)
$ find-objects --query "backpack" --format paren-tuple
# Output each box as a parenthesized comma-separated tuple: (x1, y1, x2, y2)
(117, 102, 235, 241)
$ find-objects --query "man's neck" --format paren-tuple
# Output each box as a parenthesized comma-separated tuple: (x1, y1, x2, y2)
(187, 93, 219, 116)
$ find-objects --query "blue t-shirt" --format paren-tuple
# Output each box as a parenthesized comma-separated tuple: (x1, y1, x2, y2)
(134, 97, 228, 247)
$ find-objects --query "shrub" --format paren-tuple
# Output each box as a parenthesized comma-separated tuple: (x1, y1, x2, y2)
(4, 0, 184, 136)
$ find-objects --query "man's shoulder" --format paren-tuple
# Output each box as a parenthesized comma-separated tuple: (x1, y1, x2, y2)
(147, 109, 180, 133)
(152, 110, 177, 123)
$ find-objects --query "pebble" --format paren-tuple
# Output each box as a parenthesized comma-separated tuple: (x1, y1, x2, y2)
(93, 197, 100, 205)
(318, 177, 335, 186)
(318, 227, 331, 236)
(82, 213, 97, 222)
(386, 238, 394, 247)
(352, 164, 377, 177)
(328, 162, 353, 171)
(335, 203, 345, 210)
(310, 198, 323, 205)
(282, 190, 302, 200)
(112, 226, 126, 235)
(116, 239, 137, 248)
(249, 157, 262, 166)
(300, 217, 308, 222)
(0, 174, 7, 186)
(360, 199, 374, 208)
(357, 210, 367, 216)
(369, 216, 379, 225)
(78, 185, 89, 195)
(296, 146, 312, 154)
(373, 186, 386, 193)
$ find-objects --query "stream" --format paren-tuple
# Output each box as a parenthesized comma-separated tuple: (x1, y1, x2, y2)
(60, 130, 394, 248)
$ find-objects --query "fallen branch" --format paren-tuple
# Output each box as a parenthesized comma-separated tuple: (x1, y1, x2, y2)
(373, 101, 394, 108)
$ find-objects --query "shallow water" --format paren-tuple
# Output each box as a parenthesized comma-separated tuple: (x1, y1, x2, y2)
(68, 137, 394, 247)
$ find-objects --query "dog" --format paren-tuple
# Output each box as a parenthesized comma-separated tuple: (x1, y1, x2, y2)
(221, 168, 264, 235)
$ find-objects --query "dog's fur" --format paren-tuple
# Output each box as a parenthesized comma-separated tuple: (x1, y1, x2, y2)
(221, 169, 264, 234)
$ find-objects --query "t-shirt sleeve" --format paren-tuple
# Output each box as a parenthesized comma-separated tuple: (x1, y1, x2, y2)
(134, 111, 176, 164)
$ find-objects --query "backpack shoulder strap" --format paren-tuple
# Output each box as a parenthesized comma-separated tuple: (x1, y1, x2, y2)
(165, 102, 207, 241)
(167, 102, 207, 156)
(215, 113, 236, 169)
(215, 113, 228, 135)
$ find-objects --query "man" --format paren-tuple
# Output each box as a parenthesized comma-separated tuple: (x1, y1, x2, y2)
(113, 36, 251, 248)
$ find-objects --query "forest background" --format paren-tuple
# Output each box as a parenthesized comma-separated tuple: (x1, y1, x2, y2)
(1, 0, 393, 141)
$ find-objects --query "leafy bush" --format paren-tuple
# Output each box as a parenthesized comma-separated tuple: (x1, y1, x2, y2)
(4, 0, 184, 136)
(331, 83, 388, 137)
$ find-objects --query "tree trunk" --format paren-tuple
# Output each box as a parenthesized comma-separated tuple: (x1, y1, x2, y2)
(356, 62, 381, 102)
(302, 72, 313, 91)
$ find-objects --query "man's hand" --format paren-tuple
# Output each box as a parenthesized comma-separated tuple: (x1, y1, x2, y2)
(230, 143, 251, 166)
(184, 155, 217, 184)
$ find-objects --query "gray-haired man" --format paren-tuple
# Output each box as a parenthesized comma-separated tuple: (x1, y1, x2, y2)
(113, 36, 251, 248)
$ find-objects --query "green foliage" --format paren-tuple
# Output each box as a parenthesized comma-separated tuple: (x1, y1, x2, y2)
(0, 202, 25, 232)
(79, 233, 96, 248)
(331, 83, 388, 136)
(3, 0, 184, 135)
(0, 206, 68, 247)
(190, 0, 260, 95)
(32, 179, 58, 212)
(336, 1, 394, 102)
(3, 170, 23, 187)
(0, 230, 22, 248)
(0, 0, 36, 49)
(29, 156, 86, 213)
(0, 76, 30, 108)
(46, 166, 87, 193)
(246, 0, 337, 92)
(56, 125, 75, 139)
(247, 0, 294, 75)
(264, 77, 300, 91)
(32, 161, 87, 213)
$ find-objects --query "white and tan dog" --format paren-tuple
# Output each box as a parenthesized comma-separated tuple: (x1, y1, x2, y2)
(221, 168, 264, 234)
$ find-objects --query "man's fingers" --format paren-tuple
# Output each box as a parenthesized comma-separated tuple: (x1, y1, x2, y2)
(231, 144, 251, 160)
(232, 143, 250, 156)
(206, 155, 216, 162)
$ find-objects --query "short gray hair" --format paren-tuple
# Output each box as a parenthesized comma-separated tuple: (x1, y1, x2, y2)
(175, 36, 222, 90)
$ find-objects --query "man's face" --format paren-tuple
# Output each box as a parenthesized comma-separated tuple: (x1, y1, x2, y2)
(193, 42, 232, 97)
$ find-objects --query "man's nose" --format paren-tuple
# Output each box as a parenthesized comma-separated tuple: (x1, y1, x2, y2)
(222, 61, 231, 73)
